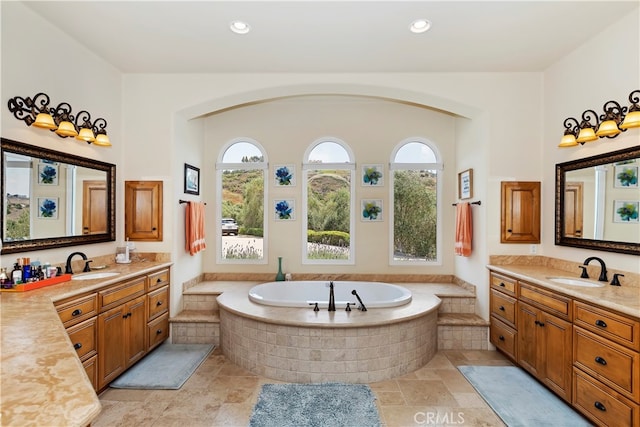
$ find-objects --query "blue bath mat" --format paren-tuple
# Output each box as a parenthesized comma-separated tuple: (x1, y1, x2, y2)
(110, 343, 214, 389)
(458, 366, 590, 426)
(249, 383, 381, 427)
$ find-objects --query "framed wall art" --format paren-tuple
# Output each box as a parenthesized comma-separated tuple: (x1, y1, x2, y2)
(458, 168, 473, 200)
(614, 164, 638, 188)
(614, 200, 639, 223)
(361, 199, 383, 221)
(274, 164, 295, 186)
(275, 199, 295, 220)
(361, 164, 384, 186)
(37, 197, 58, 219)
(38, 163, 58, 185)
(184, 163, 200, 195)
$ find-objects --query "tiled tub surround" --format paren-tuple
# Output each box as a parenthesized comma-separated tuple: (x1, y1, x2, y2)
(218, 287, 441, 383)
(0, 258, 172, 427)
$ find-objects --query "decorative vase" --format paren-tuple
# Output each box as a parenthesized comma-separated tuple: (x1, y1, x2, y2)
(275, 257, 285, 281)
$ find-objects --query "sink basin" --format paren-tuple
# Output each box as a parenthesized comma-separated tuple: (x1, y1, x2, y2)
(72, 272, 120, 281)
(546, 277, 605, 288)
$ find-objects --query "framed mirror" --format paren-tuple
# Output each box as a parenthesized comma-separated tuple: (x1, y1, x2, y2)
(555, 145, 640, 255)
(1, 137, 116, 254)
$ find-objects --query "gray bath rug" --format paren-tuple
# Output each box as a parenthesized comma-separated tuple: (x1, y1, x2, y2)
(110, 343, 214, 390)
(249, 382, 381, 427)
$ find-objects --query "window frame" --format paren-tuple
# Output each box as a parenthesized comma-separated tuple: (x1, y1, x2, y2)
(216, 137, 269, 264)
(388, 138, 443, 266)
(302, 137, 356, 265)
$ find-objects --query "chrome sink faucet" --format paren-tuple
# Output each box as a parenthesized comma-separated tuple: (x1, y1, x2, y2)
(582, 256, 608, 282)
(65, 252, 92, 274)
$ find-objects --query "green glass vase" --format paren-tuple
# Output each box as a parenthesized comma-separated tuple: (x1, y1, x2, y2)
(275, 257, 285, 281)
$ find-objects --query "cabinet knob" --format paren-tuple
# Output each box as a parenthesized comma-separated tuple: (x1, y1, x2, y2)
(156, 301, 163, 306)
(156, 329, 163, 335)
(534, 320, 545, 327)
(498, 335, 505, 341)
(595, 356, 607, 366)
(594, 401, 606, 412)
(152, 227, 157, 231)
(157, 278, 162, 283)
(499, 282, 506, 287)
(595, 319, 607, 328)
(507, 229, 512, 232)
(74, 343, 82, 350)
(72, 309, 83, 317)
(498, 305, 505, 311)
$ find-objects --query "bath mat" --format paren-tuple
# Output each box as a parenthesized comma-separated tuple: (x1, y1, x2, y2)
(249, 383, 381, 427)
(458, 366, 590, 427)
(110, 343, 214, 390)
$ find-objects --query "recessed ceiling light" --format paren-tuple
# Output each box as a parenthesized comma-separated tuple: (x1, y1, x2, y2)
(230, 21, 250, 35)
(409, 19, 431, 34)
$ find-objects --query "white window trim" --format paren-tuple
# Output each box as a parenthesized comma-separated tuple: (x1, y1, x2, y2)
(389, 138, 443, 266)
(216, 138, 268, 264)
(302, 137, 356, 265)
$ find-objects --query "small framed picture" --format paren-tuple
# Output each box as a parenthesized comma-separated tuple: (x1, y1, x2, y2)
(614, 164, 638, 188)
(274, 164, 296, 186)
(361, 164, 384, 186)
(275, 199, 295, 220)
(184, 163, 200, 195)
(613, 200, 639, 223)
(458, 168, 473, 200)
(37, 197, 58, 219)
(361, 199, 383, 221)
(38, 164, 58, 185)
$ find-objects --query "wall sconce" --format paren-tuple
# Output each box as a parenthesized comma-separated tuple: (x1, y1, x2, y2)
(558, 89, 640, 148)
(7, 92, 111, 146)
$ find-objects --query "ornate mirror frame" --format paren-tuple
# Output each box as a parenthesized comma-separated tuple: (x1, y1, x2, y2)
(555, 145, 640, 256)
(1, 137, 116, 254)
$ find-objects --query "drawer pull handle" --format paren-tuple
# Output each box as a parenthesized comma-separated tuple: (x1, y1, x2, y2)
(157, 278, 162, 283)
(74, 343, 82, 350)
(499, 282, 506, 287)
(535, 320, 545, 327)
(595, 356, 607, 366)
(595, 319, 607, 328)
(156, 301, 163, 306)
(594, 401, 606, 412)
(498, 335, 505, 341)
(72, 309, 83, 316)
(498, 305, 505, 311)
(156, 329, 163, 335)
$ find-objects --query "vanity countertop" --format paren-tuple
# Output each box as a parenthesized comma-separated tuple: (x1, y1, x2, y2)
(487, 264, 640, 319)
(0, 260, 173, 427)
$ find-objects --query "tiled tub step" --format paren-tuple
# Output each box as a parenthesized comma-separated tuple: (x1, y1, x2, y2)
(170, 310, 220, 345)
(437, 313, 489, 350)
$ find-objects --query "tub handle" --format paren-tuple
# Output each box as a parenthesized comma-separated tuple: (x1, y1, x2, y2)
(346, 302, 352, 312)
(309, 302, 319, 312)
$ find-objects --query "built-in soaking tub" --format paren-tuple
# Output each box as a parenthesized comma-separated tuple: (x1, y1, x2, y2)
(248, 280, 412, 308)
(218, 281, 440, 383)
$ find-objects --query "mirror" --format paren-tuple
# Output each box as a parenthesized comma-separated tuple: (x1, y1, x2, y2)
(1, 137, 115, 254)
(555, 145, 640, 255)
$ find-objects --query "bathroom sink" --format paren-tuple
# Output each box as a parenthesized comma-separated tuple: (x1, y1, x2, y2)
(72, 272, 120, 281)
(546, 277, 605, 288)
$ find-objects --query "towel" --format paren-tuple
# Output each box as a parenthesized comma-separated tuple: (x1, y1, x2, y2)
(454, 202, 472, 257)
(185, 201, 206, 255)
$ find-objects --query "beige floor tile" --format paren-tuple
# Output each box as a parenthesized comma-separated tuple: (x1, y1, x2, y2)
(396, 380, 458, 406)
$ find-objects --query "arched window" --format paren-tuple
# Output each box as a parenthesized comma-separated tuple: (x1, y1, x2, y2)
(389, 139, 443, 264)
(302, 138, 355, 264)
(216, 138, 268, 263)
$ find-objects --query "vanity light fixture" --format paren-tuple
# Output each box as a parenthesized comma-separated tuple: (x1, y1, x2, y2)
(7, 92, 111, 147)
(230, 20, 250, 34)
(410, 19, 432, 34)
(559, 89, 640, 148)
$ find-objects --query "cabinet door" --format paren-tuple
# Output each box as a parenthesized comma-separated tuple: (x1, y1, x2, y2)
(126, 295, 148, 366)
(541, 311, 572, 402)
(125, 181, 163, 241)
(518, 302, 540, 376)
(501, 181, 540, 243)
(98, 304, 127, 389)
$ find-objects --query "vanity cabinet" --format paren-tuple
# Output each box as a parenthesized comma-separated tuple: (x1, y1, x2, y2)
(500, 181, 540, 243)
(489, 269, 640, 426)
(125, 180, 163, 241)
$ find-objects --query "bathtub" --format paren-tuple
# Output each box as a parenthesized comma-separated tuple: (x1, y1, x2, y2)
(248, 280, 412, 308)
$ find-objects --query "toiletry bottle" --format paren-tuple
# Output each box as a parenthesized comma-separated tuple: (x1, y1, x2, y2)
(0, 267, 10, 288)
(12, 263, 23, 284)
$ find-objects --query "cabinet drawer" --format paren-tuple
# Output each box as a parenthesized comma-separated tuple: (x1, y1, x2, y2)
(490, 272, 517, 297)
(148, 313, 169, 351)
(56, 293, 98, 328)
(148, 268, 170, 291)
(574, 301, 640, 351)
(490, 317, 517, 361)
(490, 290, 517, 327)
(67, 317, 97, 361)
(148, 286, 169, 321)
(83, 355, 98, 392)
(573, 368, 638, 427)
(99, 276, 146, 311)
(519, 282, 571, 320)
(573, 326, 639, 401)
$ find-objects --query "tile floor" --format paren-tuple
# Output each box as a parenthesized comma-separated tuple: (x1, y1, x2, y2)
(94, 349, 514, 427)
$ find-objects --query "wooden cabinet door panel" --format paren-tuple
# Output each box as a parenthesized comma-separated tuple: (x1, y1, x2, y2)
(126, 295, 148, 366)
(98, 305, 127, 389)
(541, 311, 572, 402)
(518, 302, 540, 376)
(501, 181, 541, 243)
(125, 181, 163, 241)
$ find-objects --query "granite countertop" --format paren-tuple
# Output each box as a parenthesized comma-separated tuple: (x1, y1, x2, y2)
(487, 264, 640, 319)
(0, 260, 173, 427)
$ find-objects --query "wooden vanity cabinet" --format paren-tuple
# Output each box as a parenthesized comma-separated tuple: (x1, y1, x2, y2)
(146, 268, 170, 351)
(500, 181, 540, 243)
(489, 273, 518, 361)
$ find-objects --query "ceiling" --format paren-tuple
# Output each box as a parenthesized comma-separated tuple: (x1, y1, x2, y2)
(23, 1, 638, 73)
